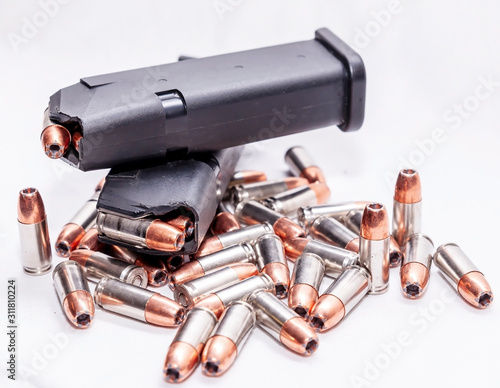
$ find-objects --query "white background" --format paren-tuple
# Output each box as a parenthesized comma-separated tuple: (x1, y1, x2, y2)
(1, 1, 499, 387)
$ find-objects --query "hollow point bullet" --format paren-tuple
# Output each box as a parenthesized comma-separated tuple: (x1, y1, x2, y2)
(283, 237, 358, 278)
(230, 177, 309, 204)
(135, 256, 170, 287)
(41, 109, 71, 159)
(400, 234, 434, 299)
(229, 170, 267, 187)
(194, 274, 275, 319)
(163, 307, 218, 383)
(247, 289, 319, 356)
(17, 187, 52, 275)
(308, 265, 371, 332)
(96, 212, 185, 252)
(195, 223, 273, 258)
(284, 146, 326, 184)
(359, 203, 390, 294)
(261, 183, 331, 216)
(53, 261, 94, 329)
(309, 216, 359, 252)
(288, 253, 325, 317)
(166, 214, 195, 238)
(174, 263, 259, 308)
(234, 200, 305, 241)
(94, 277, 185, 327)
(169, 243, 256, 289)
(55, 178, 105, 257)
(392, 169, 422, 248)
(254, 233, 290, 298)
(69, 249, 148, 287)
(210, 212, 241, 235)
(343, 209, 403, 268)
(164, 254, 191, 272)
(201, 301, 256, 377)
(434, 243, 493, 309)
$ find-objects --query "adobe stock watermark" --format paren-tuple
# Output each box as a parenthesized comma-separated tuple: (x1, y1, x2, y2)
(353, 0, 403, 51)
(8, 0, 73, 54)
(213, 0, 244, 21)
(350, 288, 454, 387)
(18, 327, 77, 382)
(384, 74, 500, 186)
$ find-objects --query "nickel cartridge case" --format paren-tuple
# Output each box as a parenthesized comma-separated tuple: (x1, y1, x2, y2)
(17, 187, 52, 275)
(53, 261, 94, 329)
(94, 277, 184, 327)
(434, 243, 493, 308)
(201, 301, 256, 376)
(400, 234, 434, 298)
(359, 203, 390, 294)
(69, 249, 148, 288)
(308, 265, 370, 332)
(247, 290, 319, 356)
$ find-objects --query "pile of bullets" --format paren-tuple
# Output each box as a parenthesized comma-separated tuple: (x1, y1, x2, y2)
(15, 28, 493, 384)
(17, 145, 494, 383)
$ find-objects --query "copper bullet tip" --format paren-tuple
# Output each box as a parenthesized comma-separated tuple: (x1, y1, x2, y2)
(282, 237, 309, 261)
(69, 248, 94, 267)
(163, 342, 200, 383)
(17, 187, 46, 224)
(288, 283, 318, 318)
(63, 290, 94, 329)
(230, 263, 259, 280)
(458, 271, 494, 309)
(400, 262, 430, 298)
(72, 132, 83, 151)
(231, 170, 267, 185)
(194, 236, 223, 258)
(193, 294, 225, 319)
(394, 169, 422, 204)
(56, 224, 86, 257)
(145, 294, 185, 327)
(164, 255, 190, 272)
(280, 316, 319, 356)
(41, 124, 71, 159)
(169, 260, 204, 290)
(273, 218, 306, 241)
(145, 219, 185, 252)
(210, 212, 241, 236)
(301, 166, 327, 184)
(308, 294, 345, 332)
(141, 265, 169, 287)
(345, 238, 360, 253)
(77, 228, 104, 251)
(284, 177, 310, 190)
(262, 262, 290, 298)
(167, 215, 195, 238)
(308, 182, 331, 204)
(360, 203, 390, 240)
(201, 335, 237, 377)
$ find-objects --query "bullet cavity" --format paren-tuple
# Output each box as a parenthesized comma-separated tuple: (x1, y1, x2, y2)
(478, 293, 492, 308)
(204, 361, 220, 376)
(405, 284, 421, 298)
(77, 313, 91, 327)
(305, 339, 319, 355)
